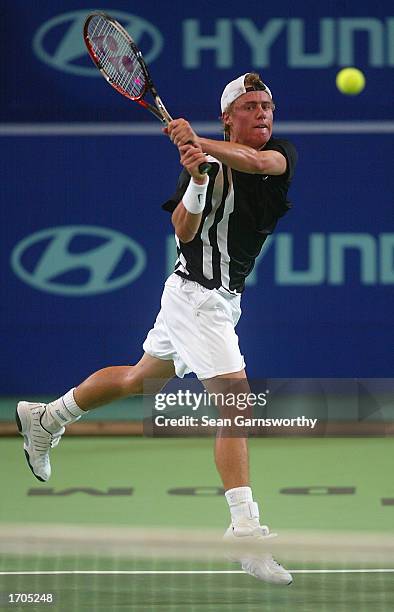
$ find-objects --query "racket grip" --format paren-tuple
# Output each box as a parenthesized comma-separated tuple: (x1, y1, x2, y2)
(185, 139, 211, 175)
(198, 161, 211, 175)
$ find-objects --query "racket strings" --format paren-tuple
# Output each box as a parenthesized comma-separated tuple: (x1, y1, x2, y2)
(87, 16, 146, 99)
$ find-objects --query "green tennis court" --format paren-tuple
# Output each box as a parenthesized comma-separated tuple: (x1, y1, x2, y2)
(1, 437, 393, 610)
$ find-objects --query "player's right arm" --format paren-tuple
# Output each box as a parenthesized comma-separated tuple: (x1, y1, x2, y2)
(171, 144, 208, 243)
(167, 119, 287, 176)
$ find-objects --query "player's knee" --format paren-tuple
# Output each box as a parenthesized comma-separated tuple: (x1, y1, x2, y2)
(123, 366, 144, 396)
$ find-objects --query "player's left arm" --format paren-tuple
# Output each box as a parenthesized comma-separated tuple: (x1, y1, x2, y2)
(167, 119, 286, 176)
(170, 143, 208, 244)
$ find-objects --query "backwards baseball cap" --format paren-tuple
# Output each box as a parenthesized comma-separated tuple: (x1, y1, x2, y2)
(220, 73, 273, 113)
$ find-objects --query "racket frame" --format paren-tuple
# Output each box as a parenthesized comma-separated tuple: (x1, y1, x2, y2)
(83, 12, 210, 174)
(84, 12, 172, 125)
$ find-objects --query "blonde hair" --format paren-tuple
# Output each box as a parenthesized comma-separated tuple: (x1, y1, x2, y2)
(222, 73, 275, 141)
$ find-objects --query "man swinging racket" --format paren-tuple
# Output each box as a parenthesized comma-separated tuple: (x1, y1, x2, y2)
(17, 73, 297, 585)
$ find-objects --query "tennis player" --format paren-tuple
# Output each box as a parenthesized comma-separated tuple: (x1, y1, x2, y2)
(17, 73, 297, 585)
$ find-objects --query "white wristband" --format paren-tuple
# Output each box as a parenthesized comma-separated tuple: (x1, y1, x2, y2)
(182, 178, 208, 214)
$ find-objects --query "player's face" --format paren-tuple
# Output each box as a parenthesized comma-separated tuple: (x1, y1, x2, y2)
(224, 91, 274, 149)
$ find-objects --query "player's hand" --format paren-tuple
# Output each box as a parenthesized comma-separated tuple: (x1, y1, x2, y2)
(166, 119, 199, 147)
(179, 143, 208, 184)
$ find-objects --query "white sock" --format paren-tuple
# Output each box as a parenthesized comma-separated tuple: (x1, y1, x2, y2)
(225, 486, 260, 531)
(42, 388, 85, 432)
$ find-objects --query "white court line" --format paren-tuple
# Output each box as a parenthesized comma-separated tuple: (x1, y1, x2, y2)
(0, 121, 394, 136)
(1, 569, 394, 575)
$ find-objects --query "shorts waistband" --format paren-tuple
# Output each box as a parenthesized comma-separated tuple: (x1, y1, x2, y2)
(165, 274, 241, 303)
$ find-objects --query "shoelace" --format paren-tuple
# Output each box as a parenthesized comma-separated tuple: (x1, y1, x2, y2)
(31, 411, 63, 453)
(249, 525, 278, 542)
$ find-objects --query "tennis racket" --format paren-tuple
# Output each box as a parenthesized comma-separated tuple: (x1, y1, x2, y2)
(83, 12, 211, 175)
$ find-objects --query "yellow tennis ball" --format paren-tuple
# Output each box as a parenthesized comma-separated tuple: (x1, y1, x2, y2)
(336, 67, 365, 95)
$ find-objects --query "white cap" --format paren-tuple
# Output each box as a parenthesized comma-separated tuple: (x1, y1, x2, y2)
(220, 73, 273, 113)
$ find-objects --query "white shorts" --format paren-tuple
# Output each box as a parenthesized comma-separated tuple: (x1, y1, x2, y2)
(143, 274, 245, 379)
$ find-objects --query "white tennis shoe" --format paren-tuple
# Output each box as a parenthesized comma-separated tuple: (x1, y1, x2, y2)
(16, 401, 64, 482)
(223, 524, 293, 585)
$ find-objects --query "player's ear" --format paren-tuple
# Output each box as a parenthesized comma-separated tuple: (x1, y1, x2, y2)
(222, 111, 232, 129)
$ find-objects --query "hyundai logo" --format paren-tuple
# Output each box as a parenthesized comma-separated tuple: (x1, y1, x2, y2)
(11, 226, 146, 296)
(33, 10, 163, 76)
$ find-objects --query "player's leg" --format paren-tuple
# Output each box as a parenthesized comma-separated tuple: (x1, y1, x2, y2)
(42, 352, 175, 427)
(202, 369, 250, 491)
(202, 369, 254, 521)
(202, 369, 292, 585)
(147, 276, 291, 583)
(160, 280, 258, 532)
(16, 354, 175, 482)
(74, 353, 175, 410)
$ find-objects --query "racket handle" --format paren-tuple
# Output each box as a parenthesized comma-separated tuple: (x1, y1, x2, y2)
(185, 141, 211, 175)
(198, 161, 211, 175)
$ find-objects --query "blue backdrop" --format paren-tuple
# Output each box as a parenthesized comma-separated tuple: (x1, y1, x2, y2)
(1, 1, 393, 394)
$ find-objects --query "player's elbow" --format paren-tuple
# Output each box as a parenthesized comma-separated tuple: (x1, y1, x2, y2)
(175, 228, 196, 243)
(254, 152, 286, 176)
